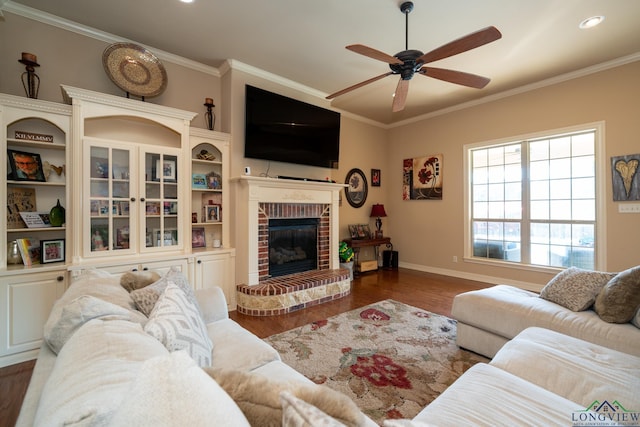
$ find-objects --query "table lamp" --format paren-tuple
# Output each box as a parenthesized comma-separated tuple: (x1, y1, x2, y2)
(370, 204, 387, 238)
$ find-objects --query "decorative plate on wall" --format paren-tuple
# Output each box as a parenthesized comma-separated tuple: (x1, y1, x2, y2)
(344, 168, 368, 208)
(102, 43, 168, 98)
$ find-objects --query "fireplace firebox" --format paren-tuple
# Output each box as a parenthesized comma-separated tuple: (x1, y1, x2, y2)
(268, 218, 319, 277)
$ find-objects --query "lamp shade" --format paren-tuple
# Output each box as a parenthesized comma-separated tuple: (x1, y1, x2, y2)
(370, 204, 387, 218)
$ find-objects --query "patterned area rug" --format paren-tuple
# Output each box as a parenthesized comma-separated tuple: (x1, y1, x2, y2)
(264, 299, 488, 425)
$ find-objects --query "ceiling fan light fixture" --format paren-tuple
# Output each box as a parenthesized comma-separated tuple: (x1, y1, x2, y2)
(579, 16, 604, 29)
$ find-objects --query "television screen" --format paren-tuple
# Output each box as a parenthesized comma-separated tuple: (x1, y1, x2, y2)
(244, 85, 340, 169)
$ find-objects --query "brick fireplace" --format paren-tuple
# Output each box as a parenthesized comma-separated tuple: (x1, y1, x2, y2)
(233, 176, 349, 315)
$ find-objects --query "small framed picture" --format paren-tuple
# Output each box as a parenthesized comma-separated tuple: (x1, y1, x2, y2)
(192, 227, 206, 248)
(192, 212, 198, 223)
(348, 224, 371, 239)
(155, 158, 176, 181)
(192, 174, 207, 189)
(206, 171, 222, 189)
(205, 205, 221, 222)
(41, 239, 65, 263)
(371, 169, 381, 187)
(348, 224, 359, 239)
(90, 156, 109, 179)
(8, 149, 46, 182)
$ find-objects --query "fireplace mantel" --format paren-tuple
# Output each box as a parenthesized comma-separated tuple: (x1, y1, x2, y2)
(232, 176, 346, 286)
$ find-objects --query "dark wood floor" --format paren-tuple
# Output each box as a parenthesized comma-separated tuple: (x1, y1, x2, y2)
(0, 268, 488, 427)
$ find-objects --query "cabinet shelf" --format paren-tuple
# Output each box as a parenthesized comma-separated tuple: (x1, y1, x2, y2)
(6, 139, 66, 151)
(8, 226, 66, 233)
(7, 181, 66, 187)
(192, 158, 222, 166)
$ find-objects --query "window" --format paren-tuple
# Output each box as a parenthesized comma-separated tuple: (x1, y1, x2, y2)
(466, 124, 604, 270)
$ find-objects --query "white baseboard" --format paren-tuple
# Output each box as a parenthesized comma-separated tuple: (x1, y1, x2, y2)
(398, 261, 544, 293)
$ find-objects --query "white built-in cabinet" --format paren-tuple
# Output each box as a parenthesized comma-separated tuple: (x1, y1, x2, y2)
(1, 94, 71, 368)
(0, 87, 236, 367)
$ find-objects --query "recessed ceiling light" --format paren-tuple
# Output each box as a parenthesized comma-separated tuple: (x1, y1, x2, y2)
(579, 16, 604, 29)
(180, 0, 194, 3)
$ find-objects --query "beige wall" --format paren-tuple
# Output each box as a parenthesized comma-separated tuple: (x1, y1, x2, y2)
(386, 61, 640, 287)
(2, 11, 638, 289)
(0, 13, 221, 129)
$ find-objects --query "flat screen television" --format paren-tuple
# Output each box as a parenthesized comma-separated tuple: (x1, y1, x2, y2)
(244, 85, 340, 169)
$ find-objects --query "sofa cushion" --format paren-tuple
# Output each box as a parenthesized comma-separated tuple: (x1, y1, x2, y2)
(411, 364, 584, 427)
(130, 267, 200, 317)
(594, 265, 640, 323)
(208, 318, 280, 371)
(120, 270, 161, 292)
(540, 267, 615, 311)
(205, 367, 365, 427)
(144, 282, 213, 367)
(110, 351, 250, 427)
(490, 327, 640, 408)
(44, 295, 133, 354)
(33, 319, 169, 427)
(44, 269, 147, 354)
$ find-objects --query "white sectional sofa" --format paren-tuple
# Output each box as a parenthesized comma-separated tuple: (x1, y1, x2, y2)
(17, 266, 640, 427)
(453, 283, 640, 358)
(408, 327, 640, 427)
(17, 268, 375, 427)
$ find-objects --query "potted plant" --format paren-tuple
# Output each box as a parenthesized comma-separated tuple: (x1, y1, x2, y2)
(339, 241, 355, 281)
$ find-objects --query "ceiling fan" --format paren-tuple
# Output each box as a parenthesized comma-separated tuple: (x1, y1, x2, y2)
(326, 1, 502, 112)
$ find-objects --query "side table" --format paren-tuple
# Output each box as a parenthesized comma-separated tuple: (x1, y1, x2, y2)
(344, 237, 392, 275)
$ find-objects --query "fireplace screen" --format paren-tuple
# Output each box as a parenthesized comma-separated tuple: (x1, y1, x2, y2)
(268, 218, 318, 277)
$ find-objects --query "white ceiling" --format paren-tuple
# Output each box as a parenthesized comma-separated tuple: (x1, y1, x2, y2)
(6, 0, 640, 125)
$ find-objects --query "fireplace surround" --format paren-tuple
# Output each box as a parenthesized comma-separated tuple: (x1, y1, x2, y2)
(233, 176, 349, 315)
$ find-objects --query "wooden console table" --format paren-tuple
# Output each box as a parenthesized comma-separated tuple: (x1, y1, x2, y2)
(344, 237, 392, 274)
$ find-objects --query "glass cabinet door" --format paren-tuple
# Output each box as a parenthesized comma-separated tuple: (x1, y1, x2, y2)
(142, 150, 179, 249)
(88, 145, 133, 254)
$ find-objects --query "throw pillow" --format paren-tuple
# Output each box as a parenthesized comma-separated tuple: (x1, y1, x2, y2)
(632, 307, 640, 329)
(110, 351, 250, 427)
(280, 391, 346, 427)
(594, 265, 640, 323)
(130, 267, 201, 317)
(204, 367, 365, 427)
(120, 270, 161, 292)
(144, 282, 213, 367)
(45, 295, 132, 354)
(539, 267, 616, 311)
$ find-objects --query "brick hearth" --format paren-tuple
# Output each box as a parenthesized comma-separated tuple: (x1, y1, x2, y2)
(236, 268, 350, 316)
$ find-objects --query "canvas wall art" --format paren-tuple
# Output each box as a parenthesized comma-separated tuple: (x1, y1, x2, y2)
(611, 154, 640, 201)
(403, 154, 443, 200)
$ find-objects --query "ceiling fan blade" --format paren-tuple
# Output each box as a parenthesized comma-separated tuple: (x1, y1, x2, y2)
(326, 72, 394, 99)
(346, 44, 403, 65)
(419, 67, 490, 89)
(392, 78, 410, 112)
(417, 26, 502, 65)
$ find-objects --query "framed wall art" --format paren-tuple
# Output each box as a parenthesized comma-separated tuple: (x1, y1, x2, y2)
(403, 154, 443, 200)
(371, 169, 381, 187)
(344, 168, 368, 208)
(611, 154, 640, 201)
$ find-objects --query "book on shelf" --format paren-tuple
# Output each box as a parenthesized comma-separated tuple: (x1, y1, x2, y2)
(16, 238, 41, 266)
(7, 187, 37, 229)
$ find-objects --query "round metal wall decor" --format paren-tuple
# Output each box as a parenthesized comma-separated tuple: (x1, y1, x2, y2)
(102, 43, 168, 98)
(344, 168, 368, 208)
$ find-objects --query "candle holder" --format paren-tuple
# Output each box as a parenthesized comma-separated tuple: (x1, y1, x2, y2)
(19, 52, 40, 99)
(204, 98, 216, 131)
